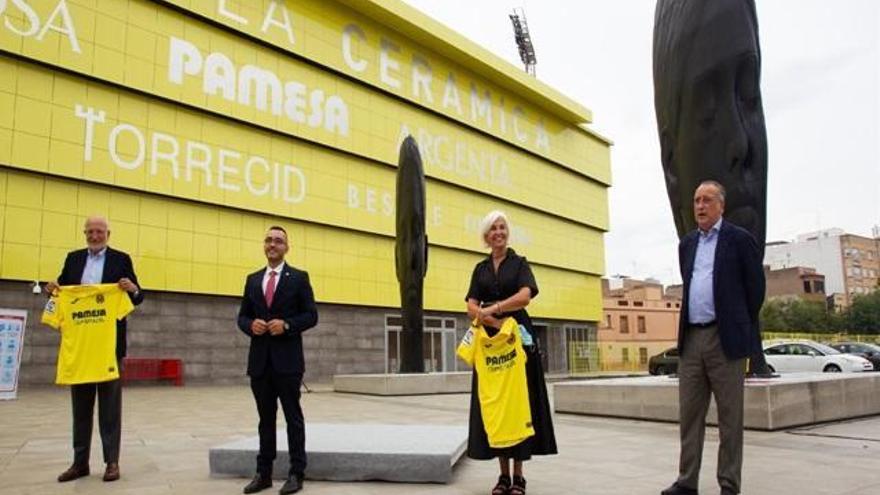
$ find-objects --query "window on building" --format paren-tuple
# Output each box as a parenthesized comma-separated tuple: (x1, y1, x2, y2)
(639, 347, 648, 365)
(637, 316, 646, 333)
(385, 315, 459, 374)
(620, 315, 629, 333)
(622, 347, 630, 364)
(617, 300, 629, 306)
(675, 303, 680, 308)
(633, 301, 644, 307)
(666, 302, 672, 308)
(606, 315, 612, 328)
(814, 281, 825, 293)
(803, 281, 812, 293)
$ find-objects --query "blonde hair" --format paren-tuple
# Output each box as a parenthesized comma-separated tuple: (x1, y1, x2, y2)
(479, 210, 509, 248)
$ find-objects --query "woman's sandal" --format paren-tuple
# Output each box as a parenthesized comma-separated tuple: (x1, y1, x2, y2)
(510, 475, 527, 495)
(491, 474, 512, 495)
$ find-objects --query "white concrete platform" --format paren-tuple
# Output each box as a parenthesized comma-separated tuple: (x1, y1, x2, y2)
(554, 373, 880, 431)
(333, 372, 471, 395)
(209, 423, 468, 483)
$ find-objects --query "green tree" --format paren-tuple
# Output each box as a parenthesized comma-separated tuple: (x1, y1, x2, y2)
(760, 298, 837, 333)
(760, 299, 787, 331)
(782, 299, 833, 332)
(844, 291, 880, 334)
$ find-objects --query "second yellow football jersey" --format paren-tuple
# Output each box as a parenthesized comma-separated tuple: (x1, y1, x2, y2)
(458, 318, 534, 448)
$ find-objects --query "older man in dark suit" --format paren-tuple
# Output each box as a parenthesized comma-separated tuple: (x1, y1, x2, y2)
(662, 181, 765, 495)
(46, 216, 144, 483)
(238, 226, 318, 495)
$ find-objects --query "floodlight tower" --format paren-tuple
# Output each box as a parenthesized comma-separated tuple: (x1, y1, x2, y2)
(509, 8, 537, 77)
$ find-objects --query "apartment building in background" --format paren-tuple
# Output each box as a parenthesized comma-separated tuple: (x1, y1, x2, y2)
(599, 278, 681, 371)
(764, 266, 827, 304)
(765, 228, 879, 308)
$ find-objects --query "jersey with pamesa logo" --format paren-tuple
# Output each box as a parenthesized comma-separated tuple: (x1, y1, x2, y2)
(42, 284, 134, 385)
(457, 317, 534, 448)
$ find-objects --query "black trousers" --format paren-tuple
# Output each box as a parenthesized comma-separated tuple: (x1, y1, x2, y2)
(70, 379, 122, 466)
(250, 371, 305, 477)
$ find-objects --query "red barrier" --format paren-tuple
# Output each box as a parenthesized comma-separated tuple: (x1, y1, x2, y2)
(122, 358, 184, 386)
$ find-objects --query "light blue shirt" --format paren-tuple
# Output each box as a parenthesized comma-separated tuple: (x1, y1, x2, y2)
(688, 218, 722, 324)
(81, 248, 107, 285)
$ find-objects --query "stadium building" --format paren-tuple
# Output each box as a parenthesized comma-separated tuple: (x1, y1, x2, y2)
(0, 0, 610, 383)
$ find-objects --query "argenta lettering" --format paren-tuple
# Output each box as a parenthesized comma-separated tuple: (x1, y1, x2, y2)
(71, 309, 106, 320)
(168, 36, 349, 136)
(485, 348, 517, 367)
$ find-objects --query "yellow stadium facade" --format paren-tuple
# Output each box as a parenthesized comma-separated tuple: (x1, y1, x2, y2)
(0, 0, 610, 382)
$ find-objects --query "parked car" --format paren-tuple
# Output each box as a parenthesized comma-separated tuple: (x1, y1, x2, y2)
(763, 340, 874, 373)
(828, 342, 880, 372)
(648, 347, 679, 375)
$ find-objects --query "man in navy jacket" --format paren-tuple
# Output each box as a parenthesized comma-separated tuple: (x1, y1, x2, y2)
(237, 226, 318, 494)
(662, 181, 765, 495)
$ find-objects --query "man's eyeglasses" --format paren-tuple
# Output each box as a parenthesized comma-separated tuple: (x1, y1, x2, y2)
(264, 237, 287, 245)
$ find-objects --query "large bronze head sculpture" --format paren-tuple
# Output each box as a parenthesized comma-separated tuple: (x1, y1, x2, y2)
(654, 0, 767, 251)
(395, 136, 428, 373)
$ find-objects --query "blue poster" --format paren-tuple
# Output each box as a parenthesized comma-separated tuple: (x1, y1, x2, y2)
(0, 309, 27, 400)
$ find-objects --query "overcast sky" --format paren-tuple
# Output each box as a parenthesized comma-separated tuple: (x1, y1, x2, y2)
(403, 0, 880, 286)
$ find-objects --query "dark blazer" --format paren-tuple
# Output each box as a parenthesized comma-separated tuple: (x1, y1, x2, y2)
(678, 219, 765, 359)
(57, 246, 145, 359)
(237, 263, 318, 377)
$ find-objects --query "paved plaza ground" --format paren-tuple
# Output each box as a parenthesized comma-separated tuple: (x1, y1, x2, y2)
(1, 383, 879, 494)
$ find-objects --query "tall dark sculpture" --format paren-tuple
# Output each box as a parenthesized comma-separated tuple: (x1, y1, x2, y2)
(654, 0, 772, 375)
(395, 136, 428, 373)
(653, 0, 767, 248)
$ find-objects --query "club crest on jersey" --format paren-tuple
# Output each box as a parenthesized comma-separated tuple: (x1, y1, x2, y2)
(96, 294, 105, 304)
(44, 299, 56, 314)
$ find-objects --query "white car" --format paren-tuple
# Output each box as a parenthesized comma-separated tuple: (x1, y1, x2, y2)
(763, 340, 874, 373)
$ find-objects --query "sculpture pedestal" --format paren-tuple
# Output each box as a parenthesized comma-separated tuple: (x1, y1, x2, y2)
(554, 373, 880, 431)
(333, 372, 471, 396)
(209, 423, 468, 483)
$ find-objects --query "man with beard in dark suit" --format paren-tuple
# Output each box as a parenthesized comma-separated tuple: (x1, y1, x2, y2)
(238, 226, 318, 494)
(47, 216, 144, 483)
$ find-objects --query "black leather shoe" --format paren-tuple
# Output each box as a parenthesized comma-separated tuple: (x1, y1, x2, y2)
(279, 473, 304, 494)
(243, 474, 272, 494)
(57, 464, 89, 482)
(661, 482, 698, 495)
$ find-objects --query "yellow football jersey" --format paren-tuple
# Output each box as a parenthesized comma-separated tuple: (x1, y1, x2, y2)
(42, 284, 134, 385)
(458, 318, 534, 448)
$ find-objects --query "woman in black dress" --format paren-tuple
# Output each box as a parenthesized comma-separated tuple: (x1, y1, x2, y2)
(465, 210, 557, 495)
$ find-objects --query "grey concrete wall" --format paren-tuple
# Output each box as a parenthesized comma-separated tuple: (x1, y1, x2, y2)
(2, 280, 595, 385)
